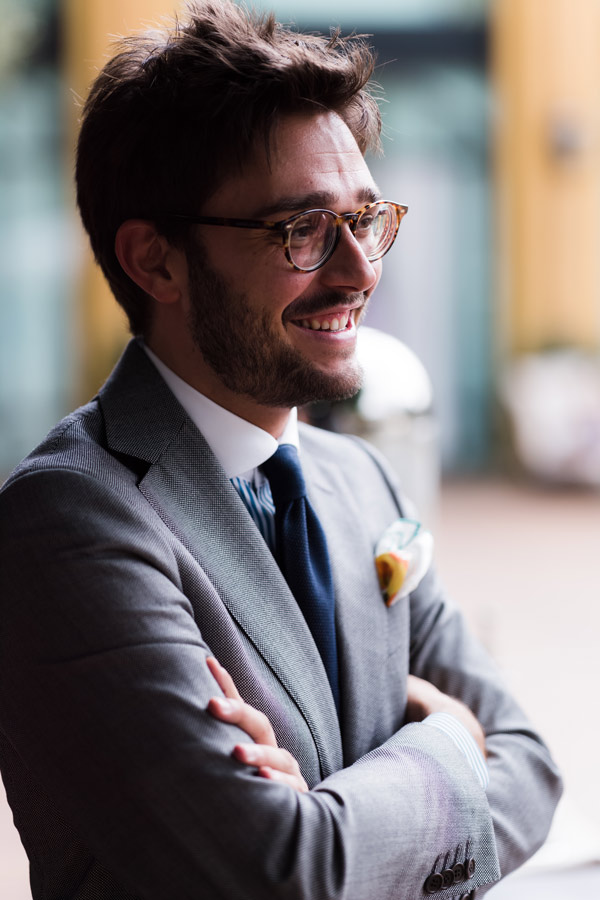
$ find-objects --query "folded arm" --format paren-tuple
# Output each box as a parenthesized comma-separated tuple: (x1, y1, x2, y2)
(206, 656, 308, 793)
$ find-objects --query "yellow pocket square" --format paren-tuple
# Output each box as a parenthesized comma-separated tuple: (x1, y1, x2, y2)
(375, 518, 433, 606)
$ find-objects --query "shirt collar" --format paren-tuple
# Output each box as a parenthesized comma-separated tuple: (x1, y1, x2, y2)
(143, 344, 299, 478)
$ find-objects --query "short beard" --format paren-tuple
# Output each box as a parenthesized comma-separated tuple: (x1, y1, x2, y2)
(186, 245, 367, 408)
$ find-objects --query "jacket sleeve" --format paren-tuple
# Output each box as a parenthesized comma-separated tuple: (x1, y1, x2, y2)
(352, 435, 563, 894)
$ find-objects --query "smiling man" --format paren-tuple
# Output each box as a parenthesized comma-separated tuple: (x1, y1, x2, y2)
(0, 3, 561, 899)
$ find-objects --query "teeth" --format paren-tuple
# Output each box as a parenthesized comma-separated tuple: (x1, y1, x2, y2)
(302, 311, 353, 332)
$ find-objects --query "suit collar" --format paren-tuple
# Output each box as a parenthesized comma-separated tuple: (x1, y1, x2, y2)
(143, 343, 300, 477)
(99, 339, 188, 464)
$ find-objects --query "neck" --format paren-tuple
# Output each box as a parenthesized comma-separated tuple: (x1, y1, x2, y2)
(145, 336, 292, 439)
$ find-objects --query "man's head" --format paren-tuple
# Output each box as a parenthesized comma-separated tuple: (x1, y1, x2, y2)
(76, 2, 406, 430)
(76, 0, 382, 336)
(180, 109, 389, 411)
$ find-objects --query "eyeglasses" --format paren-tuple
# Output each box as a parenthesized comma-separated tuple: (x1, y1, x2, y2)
(159, 200, 408, 272)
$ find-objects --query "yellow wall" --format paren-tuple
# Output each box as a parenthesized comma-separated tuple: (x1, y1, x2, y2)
(63, 0, 183, 400)
(492, 0, 600, 354)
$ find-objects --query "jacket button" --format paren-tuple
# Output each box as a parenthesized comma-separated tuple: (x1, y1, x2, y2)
(466, 857, 476, 878)
(442, 868, 455, 887)
(452, 862, 465, 882)
(424, 872, 444, 893)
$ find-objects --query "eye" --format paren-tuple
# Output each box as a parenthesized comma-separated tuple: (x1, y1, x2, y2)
(359, 207, 393, 241)
(289, 213, 330, 248)
(291, 223, 317, 244)
(357, 214, 375, 233)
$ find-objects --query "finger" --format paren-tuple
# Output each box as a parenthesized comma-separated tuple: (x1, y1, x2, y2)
(207, 697, 277, 747)
(206, 656, 242, 701)
(258, 766, 309, 793)
(233, 742, 302, 777)
(233, 743, 308, 792)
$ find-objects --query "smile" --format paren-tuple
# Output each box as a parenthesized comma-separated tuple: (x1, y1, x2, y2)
(294, 309, 356, 333)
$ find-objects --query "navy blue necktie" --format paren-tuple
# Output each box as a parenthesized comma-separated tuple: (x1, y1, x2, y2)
(261, 444, 340, 714)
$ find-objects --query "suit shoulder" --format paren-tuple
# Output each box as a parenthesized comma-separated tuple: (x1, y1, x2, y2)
(298, 420, 371, 457)
(2, 400, 103, 485)
(299, 421, 402, 487)
(1, 398, 146, 501)
(298, 422, 409, 522)
(0, 410, 156, 561)
(0, 403, 151, 552)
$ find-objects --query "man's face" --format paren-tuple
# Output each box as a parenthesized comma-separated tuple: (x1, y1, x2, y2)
(185, 111, 382, 410)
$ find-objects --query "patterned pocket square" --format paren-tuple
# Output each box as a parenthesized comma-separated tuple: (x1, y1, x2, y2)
(375, 518, 433, 606)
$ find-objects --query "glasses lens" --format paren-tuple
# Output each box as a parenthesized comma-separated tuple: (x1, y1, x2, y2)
(288, 211, 337, 270)
(355, 203, 398, 260)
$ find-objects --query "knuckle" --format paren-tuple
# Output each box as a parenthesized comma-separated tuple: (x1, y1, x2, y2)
(255, 710, 270, 730)
(281, 749, 300, 772)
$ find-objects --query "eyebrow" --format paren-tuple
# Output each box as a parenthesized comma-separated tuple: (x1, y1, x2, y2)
(251, 185, 382, 220)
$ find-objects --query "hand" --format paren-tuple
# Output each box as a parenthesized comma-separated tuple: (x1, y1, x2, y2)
(206, 656, 308, 792)
(405, 674, 487, 759)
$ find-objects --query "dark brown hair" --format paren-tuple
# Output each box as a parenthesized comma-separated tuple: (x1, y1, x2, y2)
(75, 0, 382, 335)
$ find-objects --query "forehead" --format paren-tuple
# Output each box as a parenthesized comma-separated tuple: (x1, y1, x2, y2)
(207, 111, 378, 215)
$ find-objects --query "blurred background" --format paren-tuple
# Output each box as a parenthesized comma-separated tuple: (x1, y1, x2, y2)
(2, 0, 600, 896)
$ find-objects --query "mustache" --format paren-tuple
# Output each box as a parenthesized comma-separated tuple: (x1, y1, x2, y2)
(284, 292, 366, 321)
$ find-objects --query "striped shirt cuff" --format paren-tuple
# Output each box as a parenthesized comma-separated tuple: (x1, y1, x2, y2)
(424, 712, 489, 790)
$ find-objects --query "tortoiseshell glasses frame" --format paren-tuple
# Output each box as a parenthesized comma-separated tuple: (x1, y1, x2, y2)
(157, 200, 408, 272)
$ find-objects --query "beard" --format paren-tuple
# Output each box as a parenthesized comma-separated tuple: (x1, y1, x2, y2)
(186, 246, 367, 408)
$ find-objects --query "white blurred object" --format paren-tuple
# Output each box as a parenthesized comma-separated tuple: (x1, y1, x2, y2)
(488, 795, 600, 898)
(345, 327, 440, 525)
(356, 327, 433, 419)
(519, 794, 600, 874)
(501, 351, 600, 485)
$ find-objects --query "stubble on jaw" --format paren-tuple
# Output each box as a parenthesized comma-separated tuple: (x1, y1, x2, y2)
(186, 246, 368, 408)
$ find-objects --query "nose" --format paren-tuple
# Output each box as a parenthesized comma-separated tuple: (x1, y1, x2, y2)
(316, 222, 380, 294)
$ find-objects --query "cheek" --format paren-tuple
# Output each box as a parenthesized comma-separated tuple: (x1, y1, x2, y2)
(197, 231, 322, 317)
(262, 272, 320, 318)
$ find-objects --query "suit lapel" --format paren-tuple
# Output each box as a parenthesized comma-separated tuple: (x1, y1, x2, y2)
(301, 441, 392, 765)
(99, 341, 342, 778)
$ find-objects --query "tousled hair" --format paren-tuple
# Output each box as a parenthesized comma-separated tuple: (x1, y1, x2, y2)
(75, 0, 382, 335)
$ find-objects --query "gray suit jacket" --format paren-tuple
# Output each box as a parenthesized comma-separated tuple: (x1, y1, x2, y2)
(0, 340, 561, 900)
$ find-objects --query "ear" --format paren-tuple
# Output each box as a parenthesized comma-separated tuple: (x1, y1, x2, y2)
(114, 220, 185, 305)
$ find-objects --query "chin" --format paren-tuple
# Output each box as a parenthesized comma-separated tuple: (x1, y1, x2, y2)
(260, 363, 364, 409)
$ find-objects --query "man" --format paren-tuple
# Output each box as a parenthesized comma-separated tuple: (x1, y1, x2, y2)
(0, 3, 561, 899)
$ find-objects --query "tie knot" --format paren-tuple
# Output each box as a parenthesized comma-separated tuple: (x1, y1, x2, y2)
(261, 444, 306, 505)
